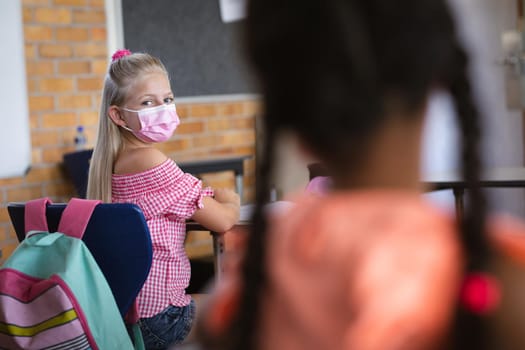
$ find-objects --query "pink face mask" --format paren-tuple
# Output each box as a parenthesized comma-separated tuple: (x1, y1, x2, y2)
(121, 103, 180, 143)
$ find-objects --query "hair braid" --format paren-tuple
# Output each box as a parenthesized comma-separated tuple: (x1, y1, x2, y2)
(227, 113, 276, 350)
(449, 43, 489, 350)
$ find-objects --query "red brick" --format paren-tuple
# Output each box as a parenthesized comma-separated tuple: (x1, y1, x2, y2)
(0, 242, 21, 262)
(193, 135, 217, 148)
(29, 114, 39, 129)
(77, 77, 103, 91)
(58, 94, 93, 109)
(74, 43, 107, 58)
(31, 129, 60, 147)
(29, 95, 55, 112)
(157, 139, 191, 153)
(40, 78, 74, 92)
(58, 60, 91, 74)
(25, 44, 36, 59)
(27, 78, 39, 93)
(6, 186, 43, 203)
(22, 0, 50, 5)
(217, 130, 255, 146)
(207, 118, 231, 132)
(177, 121, 204, 134)
(176, 105, 190, 119)
(25, 25, 53, 41)
(56, 27, 89, 42)
(53, 0, 87, 5)
(91, 59, 109, 74)
(89, 0, 104, 7)
(42, 147, 71, 163)
(25, 165, 62, 183)
(243, 100, 261, 115)
(79, 111, 99, 126)
(32, 149, 42, 164)
(0, 209, 8, 223)
(210, 147, 235, 156)
(232, 145, 255, 156)
(23, 7, 33, 23)
(90, 27, 106, 41)
(44, 182, 75, 197)
(26, 61, 54, 75)
(190, 104, 217, 118)
(39, 44, 73, 58)
(41, 112, 77, 128)
(34, 8, 72, 24)
(73, 9, 105, 23)
(0, 177, 24, 187)
(217, 102, 243, 116)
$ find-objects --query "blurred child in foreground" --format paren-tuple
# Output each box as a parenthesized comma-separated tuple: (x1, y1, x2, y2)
(193, 0, 525, 349)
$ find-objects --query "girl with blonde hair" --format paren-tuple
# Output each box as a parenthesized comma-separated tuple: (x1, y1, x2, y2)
(88, 49, 240, 349)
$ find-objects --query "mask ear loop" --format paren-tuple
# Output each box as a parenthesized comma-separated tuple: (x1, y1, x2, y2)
(116, 107, 136, 133)
(120, 125, 135, 132)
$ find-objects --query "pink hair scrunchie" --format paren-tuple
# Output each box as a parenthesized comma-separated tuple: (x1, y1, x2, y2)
(111, 49, 132, 62)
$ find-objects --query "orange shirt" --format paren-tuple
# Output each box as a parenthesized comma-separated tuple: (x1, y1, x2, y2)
(206, 190, 525, 349)
(257, 191, 462, 350)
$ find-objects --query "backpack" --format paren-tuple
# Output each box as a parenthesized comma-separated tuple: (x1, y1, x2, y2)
(0, 197, 144, 350)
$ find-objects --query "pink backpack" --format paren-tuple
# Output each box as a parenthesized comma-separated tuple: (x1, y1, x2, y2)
(0, 198, 141, 349)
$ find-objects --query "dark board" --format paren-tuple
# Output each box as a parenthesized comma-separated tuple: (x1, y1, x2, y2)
(122, 0, 256, 97)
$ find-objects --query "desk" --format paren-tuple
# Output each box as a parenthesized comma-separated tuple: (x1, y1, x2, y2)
(186, 221, 250, 282)
(179, 156, 251, 202)
(186, 204, 253, 281)
(422, 167, 525, 218)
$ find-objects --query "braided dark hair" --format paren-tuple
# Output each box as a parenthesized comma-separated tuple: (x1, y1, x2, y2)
(449, 43, 490, 349)
(221, 1, 489, 349)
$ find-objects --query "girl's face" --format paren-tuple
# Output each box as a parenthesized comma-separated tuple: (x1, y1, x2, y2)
(119, 72, 174, 132)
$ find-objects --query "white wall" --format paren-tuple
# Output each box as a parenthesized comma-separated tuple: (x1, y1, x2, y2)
(0, 1, 31, 178)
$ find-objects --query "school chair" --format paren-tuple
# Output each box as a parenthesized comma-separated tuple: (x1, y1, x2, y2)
(62, 148, 94, 198)
(7, 201, 152, 318)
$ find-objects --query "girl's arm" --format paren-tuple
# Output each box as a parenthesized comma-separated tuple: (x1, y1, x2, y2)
(191, 188, 240, 233)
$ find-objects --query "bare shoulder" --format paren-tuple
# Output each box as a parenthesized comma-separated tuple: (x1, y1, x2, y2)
(114, 147, 168, 174)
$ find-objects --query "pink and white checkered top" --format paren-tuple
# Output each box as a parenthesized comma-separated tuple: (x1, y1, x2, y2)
(112, 158, 213, 318)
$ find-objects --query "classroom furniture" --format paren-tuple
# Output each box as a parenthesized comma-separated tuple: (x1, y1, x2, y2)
(178, 155, 251, 202)
(308, 163, 525, 219)
(62, 148, 250, 200)
(7, 201, 152, 318)
(62, 149, 93, 198)
(186, 204, 253, 282)
(422, 167, 525, 219)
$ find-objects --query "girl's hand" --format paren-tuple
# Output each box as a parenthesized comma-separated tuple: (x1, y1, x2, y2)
(214, 188, 240, 206)
(191, 188, 241, 232)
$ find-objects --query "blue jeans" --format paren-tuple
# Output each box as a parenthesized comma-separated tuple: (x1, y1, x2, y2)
(138, 299, 196, 350)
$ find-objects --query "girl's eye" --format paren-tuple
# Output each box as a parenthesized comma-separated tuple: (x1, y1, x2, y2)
(141, 100, 153, 106)
(164, 97, 174, 104)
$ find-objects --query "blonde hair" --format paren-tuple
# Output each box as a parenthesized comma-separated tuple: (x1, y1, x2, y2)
(86, 52, 168, 202)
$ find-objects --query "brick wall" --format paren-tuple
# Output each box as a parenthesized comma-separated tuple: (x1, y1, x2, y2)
(0, 0, 257, 263)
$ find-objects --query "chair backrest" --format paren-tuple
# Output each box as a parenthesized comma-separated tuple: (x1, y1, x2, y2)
(63, 148, 94, 198)
(7, 201, 152, 318)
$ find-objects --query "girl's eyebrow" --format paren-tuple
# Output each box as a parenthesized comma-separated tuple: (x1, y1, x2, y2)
(137, 92, 173, 99)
